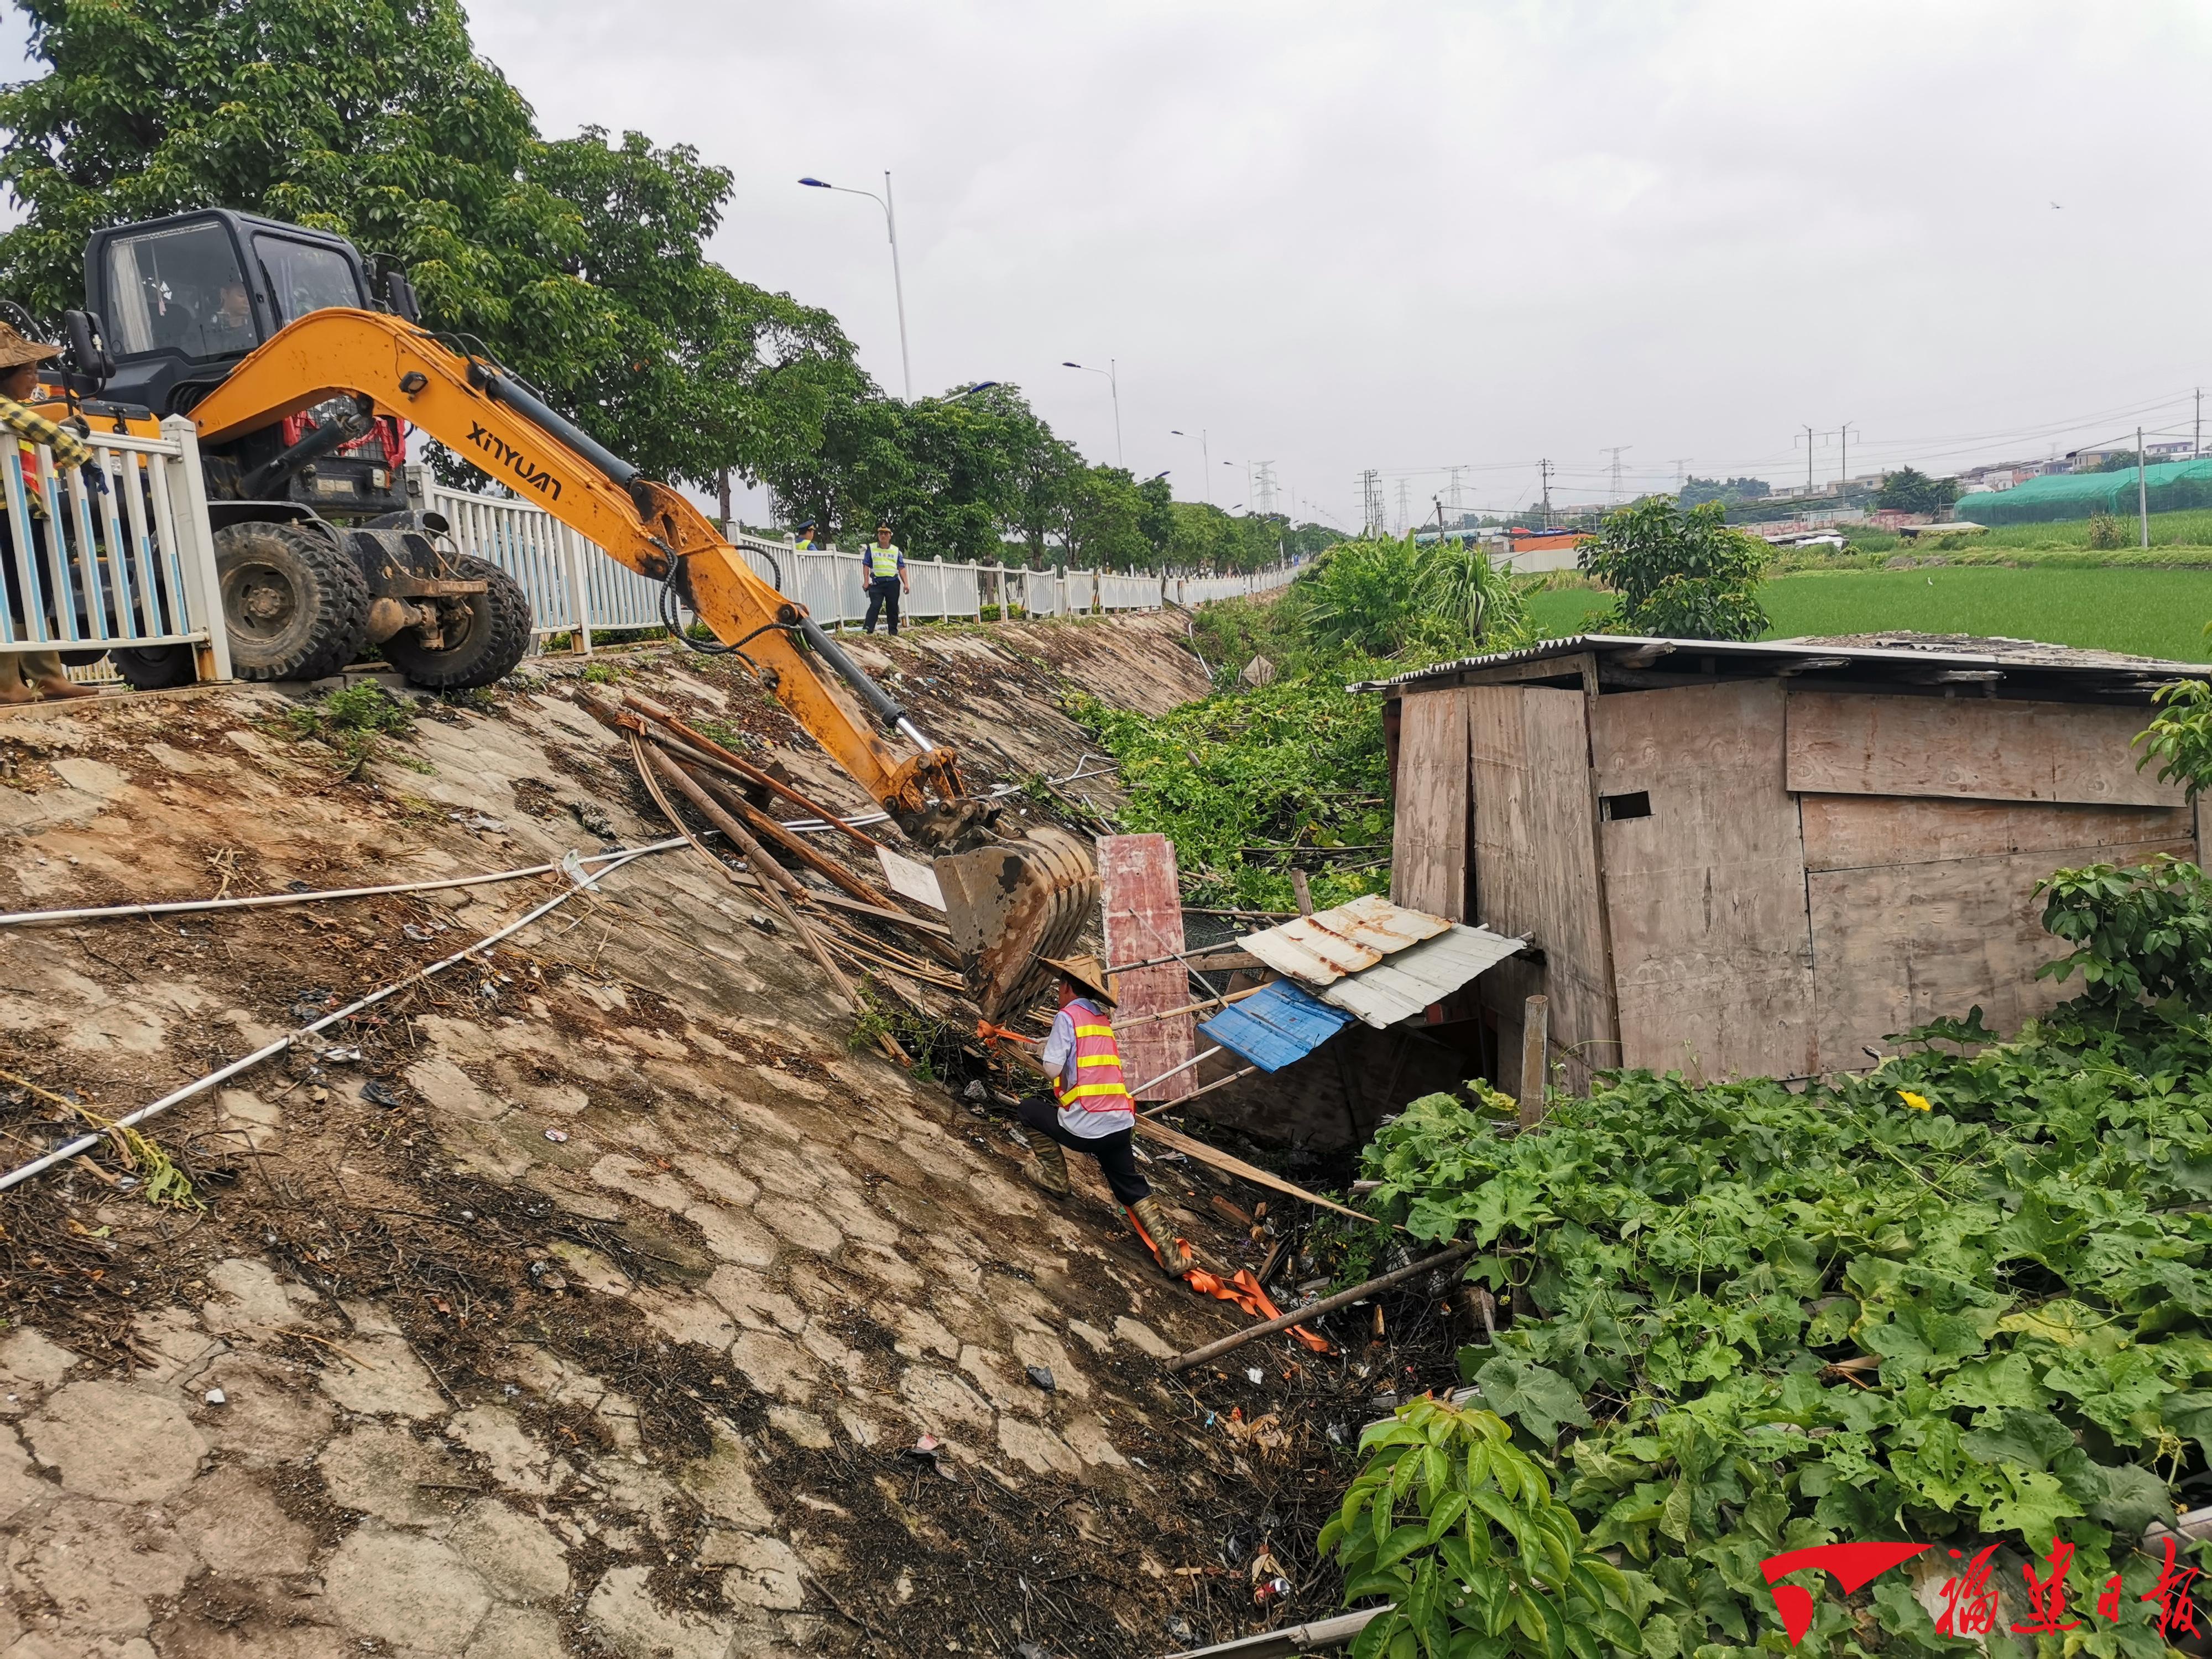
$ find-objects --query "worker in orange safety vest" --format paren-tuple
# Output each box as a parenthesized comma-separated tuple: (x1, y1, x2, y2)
(1019, 955, 1196, 1279)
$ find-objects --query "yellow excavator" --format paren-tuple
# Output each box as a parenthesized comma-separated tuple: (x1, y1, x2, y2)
(35, 207, 1092, 1012)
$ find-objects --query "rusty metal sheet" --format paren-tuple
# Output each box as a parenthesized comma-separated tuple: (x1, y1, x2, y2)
(1317, 924, 1526, 1029)
(1099, 833, 1196, 1101)
(1237, 893, 1452, 987)
(933, 826, 1097, 1020)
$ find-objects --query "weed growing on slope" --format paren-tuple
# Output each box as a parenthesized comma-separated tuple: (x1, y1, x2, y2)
(278, 684, 424, 777)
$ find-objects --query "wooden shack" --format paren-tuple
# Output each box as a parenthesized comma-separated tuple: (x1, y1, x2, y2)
(1366, 634, 2211, 1089)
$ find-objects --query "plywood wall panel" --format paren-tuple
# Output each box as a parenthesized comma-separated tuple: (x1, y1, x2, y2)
(1785, 692, 2185, 807)
(1390, 689, 1471, 920)
(1591, 680, 1817, 1081)
(1808, 833, 2195, 1065)
(1802, 796, 2195, 871)
(1467, 685, 1618, 1089)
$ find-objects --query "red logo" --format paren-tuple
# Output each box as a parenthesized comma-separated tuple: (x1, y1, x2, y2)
(1761, 1543, 1930, 1646)
(1759, 1536, 2201, 1646)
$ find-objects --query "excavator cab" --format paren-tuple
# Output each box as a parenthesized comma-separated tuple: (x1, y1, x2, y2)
(61, 210, 520, 691)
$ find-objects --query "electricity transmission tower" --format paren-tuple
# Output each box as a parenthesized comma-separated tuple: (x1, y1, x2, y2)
(1360, 470, 1385, 535)
(1537, 459, 1554, 528)
(1252, 461, 1277, 517)
(1446, 466, 1465, 516)
(1394, 479, 1413, 535)
(1601, 446, 1631, 504)
(1670, 457, 1692, 491)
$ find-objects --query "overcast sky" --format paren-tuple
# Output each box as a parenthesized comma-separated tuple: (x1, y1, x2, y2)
(12, 1, 2212, 527)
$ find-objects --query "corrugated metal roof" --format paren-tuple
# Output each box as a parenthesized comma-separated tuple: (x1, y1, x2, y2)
(1239, 893, 1452, 986)
(1197, 979, 1358, 1072)
(1345, 632, 2210, 696)
(1315, 924, 1526, 1030)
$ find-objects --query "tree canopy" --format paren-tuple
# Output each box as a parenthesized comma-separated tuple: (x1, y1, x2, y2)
(1874, 464, 1962, 514)
(1578, 496, 1772, 640)
(0, 0, 1310, 567)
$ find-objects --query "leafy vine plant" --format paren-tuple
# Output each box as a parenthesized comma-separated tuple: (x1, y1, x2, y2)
(1323, 1395, 1640, 1659)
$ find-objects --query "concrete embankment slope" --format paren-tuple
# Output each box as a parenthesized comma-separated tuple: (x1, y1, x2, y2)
(0, 613, 1271, 1659)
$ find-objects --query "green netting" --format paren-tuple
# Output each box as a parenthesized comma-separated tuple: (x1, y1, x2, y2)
(1963, 458, 2212, 524)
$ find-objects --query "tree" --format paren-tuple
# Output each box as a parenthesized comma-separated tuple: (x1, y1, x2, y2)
(1578, 497, 1772, 640)
(1874, 465, 1961, 514)
(0, 0, 859, 488)
(1679, 474, 1772, 509)
(1056, 465, 1148, 571)
(525, 129, 858, 491)
(1136, 474, 1176, 566)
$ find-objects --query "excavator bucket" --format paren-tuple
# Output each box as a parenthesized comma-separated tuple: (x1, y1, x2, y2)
(933, 827, 1099, 1021)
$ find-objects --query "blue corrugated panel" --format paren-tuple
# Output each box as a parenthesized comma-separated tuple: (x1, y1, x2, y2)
(1198, 979, 1358, 1072)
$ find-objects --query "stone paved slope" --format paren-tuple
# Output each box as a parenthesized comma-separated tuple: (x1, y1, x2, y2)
(0, 614, 1288, 1659)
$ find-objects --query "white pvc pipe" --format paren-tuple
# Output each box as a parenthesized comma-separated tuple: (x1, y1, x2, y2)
(0, 841, 684, 929)
(0, 838, 676, 1192)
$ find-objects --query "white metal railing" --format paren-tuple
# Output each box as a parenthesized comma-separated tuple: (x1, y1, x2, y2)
(415, 469, 1297, 645)
(3, 416, 230, 682)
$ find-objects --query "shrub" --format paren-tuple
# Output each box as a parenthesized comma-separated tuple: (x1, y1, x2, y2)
(2037, 854, 2212, 1006)
(1322, 1394, 1640, 1659)
(2088, 512, 2129, 550)
(1577, 499, 1772, 641)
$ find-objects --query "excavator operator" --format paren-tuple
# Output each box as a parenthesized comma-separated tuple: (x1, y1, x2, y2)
(1020, 956, 1195, 1280)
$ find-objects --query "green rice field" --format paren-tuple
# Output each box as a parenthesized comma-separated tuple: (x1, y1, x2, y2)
(1527, 565, 2212, 661)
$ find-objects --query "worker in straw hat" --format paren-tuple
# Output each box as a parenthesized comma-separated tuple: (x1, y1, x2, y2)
(0, 320, 96, 704)
(1020, 955, 1196, 1279)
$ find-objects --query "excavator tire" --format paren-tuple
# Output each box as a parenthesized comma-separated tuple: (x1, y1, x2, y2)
(215, 520, 370, 682)
(380, 556, 531, 692)
(110, 644, 197, 690)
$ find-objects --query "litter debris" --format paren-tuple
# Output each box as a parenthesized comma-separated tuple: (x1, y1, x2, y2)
(202, 1388, 227, 1406)
(1025, 1365, 1055, 1392)
(900, 1433, 958, 1480)
(451, 811, 507, 833)
(320, 1046, 361, 1064)
(1245, 1367, 1265, 1384)
(542, 1128, 570, 1143)
(359, 1080, 401, 1108)
(526, 1260, 567, 1291)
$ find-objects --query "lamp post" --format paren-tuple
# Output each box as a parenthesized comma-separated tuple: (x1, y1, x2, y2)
(943, 381, 999, 403)
(1170, 429, 1210, 502)
(1061, 360, 1121, 467)
(799, 173, 912, 400)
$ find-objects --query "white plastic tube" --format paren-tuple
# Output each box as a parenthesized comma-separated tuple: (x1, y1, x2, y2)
(0, 837, 678, 1192)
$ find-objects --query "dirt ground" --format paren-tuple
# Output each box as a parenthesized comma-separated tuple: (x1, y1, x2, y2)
(0, 613, 1463, 1659)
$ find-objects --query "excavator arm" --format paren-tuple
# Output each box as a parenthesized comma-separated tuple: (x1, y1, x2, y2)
(183, 308, 973, 838)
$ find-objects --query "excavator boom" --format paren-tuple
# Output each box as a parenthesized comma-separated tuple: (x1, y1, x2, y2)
(183, 307, 967, 834)
(178, 306, 1095, 1005)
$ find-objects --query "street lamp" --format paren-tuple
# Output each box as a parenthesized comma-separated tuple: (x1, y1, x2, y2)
(799, 173, 912, 400)
(943, 380, 999, 403)
(1169, 429, 1211, 502)
(1061, 360, 1121, 466)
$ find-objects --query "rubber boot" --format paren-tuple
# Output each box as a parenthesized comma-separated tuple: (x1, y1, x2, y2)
(20, 650, 92, 700)
(1030, 1135, 1071, 1199)
(1129, 1195, 1194, 1280)
(0, 655, 34, 706)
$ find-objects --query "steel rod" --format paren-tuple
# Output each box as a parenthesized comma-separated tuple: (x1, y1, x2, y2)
(1163, 1241, 1479, 1374)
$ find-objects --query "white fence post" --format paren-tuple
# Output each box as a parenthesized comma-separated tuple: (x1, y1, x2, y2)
(160, 418, 232, 684)
(562, 523, 592, 655)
